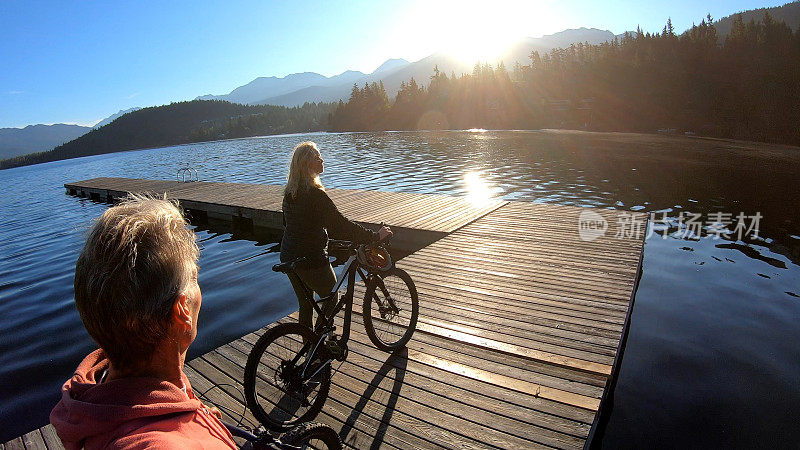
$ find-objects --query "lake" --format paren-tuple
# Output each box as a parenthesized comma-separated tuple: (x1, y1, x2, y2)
(1, 130, 798, 447)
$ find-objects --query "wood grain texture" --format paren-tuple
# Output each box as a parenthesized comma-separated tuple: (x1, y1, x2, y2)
(21, 430, 46, 450)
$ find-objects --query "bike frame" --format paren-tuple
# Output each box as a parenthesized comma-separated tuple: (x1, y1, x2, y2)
(291, 252, 372, 380)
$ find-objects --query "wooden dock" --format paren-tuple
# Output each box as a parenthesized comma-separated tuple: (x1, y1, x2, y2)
(63, 177, 506, 252)
(5, 178, 645, 449)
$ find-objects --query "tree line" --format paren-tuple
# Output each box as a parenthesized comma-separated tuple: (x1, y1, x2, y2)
(1, 100, 335, 170)
(330, 13, 800, 146)
(188, 101, 334, 141)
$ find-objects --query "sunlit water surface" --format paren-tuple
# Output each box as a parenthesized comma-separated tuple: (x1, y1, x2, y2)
(1, 131, 798, 447)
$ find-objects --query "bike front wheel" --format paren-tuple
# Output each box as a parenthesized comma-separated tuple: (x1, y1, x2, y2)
(362, 267, 419, 352)
(244, 322, 331, 431)
(281, 421, 343, 450)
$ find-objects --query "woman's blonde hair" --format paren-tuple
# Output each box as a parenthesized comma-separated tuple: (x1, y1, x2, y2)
(285, 141, 324, 199)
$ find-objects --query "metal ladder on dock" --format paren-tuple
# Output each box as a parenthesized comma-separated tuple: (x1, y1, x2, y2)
(177, 167, 199, 182)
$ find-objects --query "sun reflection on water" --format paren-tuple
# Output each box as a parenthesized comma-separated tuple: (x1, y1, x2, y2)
(463, 171, 498, 206)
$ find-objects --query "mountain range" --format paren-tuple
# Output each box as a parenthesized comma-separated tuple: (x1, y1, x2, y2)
(0, 108, 143, 160)
(195, 1, 800, 108)
(197, 28, 616, 108)
(0, 124, 92, 160)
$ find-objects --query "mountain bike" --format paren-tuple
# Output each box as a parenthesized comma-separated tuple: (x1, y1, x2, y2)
(244, 237, 419, 431)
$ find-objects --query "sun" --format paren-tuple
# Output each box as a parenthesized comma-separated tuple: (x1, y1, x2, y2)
(402, 0, 552, 66)
(445, 30, 516, 65)
(386, 0, 553, 70)
(437, 4, 524, 65)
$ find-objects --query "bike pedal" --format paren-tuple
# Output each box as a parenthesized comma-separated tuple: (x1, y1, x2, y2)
(325, 338, 348, 361)
(335, 342, 348, 361)
(324, 337, 343, 359)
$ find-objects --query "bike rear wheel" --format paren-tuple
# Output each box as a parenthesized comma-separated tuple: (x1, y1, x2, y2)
(281, 421, 342, 449)
(244, 322, 331, 431)
(362, 268, 419, 352)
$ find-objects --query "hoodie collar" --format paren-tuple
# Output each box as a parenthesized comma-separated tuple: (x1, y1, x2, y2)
(50, 349, 202, 449)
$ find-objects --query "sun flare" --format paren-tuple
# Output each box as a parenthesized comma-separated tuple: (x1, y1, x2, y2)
(392, 0, 552, 67)
(445, 30, 515, 65)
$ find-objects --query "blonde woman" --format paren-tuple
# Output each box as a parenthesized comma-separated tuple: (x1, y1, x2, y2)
(281, 141, 392, 330)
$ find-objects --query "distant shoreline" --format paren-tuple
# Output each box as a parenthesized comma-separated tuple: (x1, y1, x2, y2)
(0, 130, 329, 171)
(3, 128, 798, 172)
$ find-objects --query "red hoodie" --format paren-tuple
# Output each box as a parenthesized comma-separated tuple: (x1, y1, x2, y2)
(50, 349, 237, 449)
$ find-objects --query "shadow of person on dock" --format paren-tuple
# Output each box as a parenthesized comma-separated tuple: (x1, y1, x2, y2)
(340, 348, 408, 449)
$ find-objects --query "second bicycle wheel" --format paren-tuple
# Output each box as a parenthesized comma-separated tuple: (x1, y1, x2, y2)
(244, 322, 331, 431)
(362, 267, 419, 352)
(281, 421, 343, 450)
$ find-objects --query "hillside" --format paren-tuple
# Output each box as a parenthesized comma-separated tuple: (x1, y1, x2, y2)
(500, 28, 616, 68)
(715, 1, 800, 38)
(93, 107, 142, 129)
(0, 100, 334, 170)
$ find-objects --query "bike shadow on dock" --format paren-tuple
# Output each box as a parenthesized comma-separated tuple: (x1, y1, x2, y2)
(339, 348, 408, 449)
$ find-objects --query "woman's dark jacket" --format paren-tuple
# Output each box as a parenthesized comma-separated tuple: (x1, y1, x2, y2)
(280, 186, 378, 267)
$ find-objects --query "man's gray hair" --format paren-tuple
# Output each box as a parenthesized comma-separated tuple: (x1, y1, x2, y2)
(74, 194, 199, 372)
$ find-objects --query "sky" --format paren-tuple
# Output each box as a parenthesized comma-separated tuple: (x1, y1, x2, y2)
(0, 0, 791, 128)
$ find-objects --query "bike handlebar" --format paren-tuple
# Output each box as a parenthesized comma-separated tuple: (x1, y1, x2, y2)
(277, 229, 391, 273)
(328, 232, 390, 252)
(328, 239, 356, 251)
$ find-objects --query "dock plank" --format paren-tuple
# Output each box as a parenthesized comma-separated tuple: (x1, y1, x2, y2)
(21, 430, 46, 450)
(3, 438, 23, 450)
(250, 319, 598, 424)
(39, 425, 64, 450)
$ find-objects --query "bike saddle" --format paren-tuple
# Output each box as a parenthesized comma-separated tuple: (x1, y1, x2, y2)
(272, 257, 308, 273)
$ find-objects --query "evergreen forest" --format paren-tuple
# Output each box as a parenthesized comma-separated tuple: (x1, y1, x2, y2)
(330, 13, 800, 146)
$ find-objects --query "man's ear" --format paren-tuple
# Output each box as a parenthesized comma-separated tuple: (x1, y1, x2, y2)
(172, 294, 192, 331)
